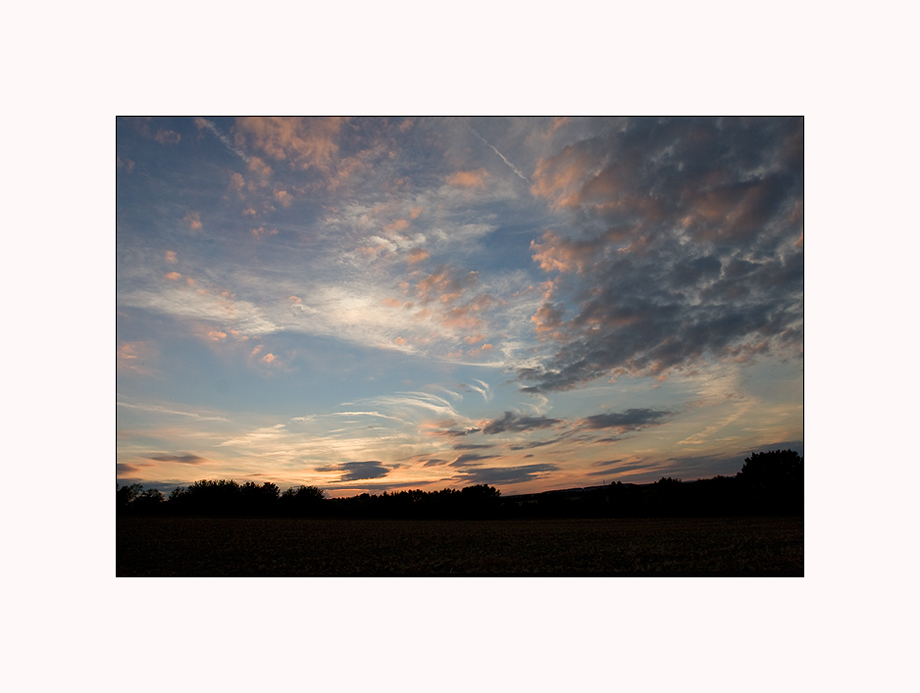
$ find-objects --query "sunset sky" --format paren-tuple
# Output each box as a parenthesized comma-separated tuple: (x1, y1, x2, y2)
(116, 116, 803, 497)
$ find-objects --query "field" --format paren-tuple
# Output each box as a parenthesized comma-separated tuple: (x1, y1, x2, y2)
(117, 516, 803, 576)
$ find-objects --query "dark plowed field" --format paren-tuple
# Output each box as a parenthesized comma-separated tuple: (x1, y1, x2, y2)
(117, 516, 803, 576)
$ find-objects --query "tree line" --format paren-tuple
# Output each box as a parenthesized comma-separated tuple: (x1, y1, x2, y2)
(117, 449, 803, 519)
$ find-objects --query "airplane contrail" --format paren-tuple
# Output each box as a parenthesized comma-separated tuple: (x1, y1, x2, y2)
(470, 127, 530, 183)
(196, 117, 250, 163)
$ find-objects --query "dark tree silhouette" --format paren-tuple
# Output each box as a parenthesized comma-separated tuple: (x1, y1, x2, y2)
(737, 449, 804, 514)
(117, 484, 165, 514)
(280, 485, 325, 516)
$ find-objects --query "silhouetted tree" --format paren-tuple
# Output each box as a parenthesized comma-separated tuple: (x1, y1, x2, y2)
(737, 449, 804, 514)
(117, 483, 143, 512)
(280, 485, 325, 516)
(117, 484, 165, 515)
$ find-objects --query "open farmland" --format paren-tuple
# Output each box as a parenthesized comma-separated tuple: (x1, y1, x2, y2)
(117, 516, 803, 576)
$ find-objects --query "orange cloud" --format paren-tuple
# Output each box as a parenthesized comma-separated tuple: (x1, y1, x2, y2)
(117, 341, 154, 374)
(229, 172, 245, 192)
(464, 334, 485, 344)
(531, 303, 566, 336)
(262, 353, 276, 363)
(394, 337, 407, 346)
(248, 156, 273, 179)
(407, 248, 430, 265)
(384, 219, 409, 234)
(381, 297, 403, 308)
(251, 226, 278, 238)
(237, 117, 342, 171)
(208, 330, 227, 341)
(415, 266, 478, 304)
(530, 147, 595, 208)
(410, 207, 422, 219)
(184, 211, 202, 231)
(165, 271, 181, 281)
(117, 156, 135, 173)
(448, 169, 488, 188)
(289, 295, 302, 303)
(274, 189, 293, 207)
(165, 250, 177, 263)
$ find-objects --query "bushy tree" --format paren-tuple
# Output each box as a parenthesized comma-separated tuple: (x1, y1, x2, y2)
(737, 449, 803, 514)
(280, 485, 325, 516)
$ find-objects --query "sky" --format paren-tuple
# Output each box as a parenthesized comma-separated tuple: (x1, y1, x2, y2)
(116, 116, 803, 497)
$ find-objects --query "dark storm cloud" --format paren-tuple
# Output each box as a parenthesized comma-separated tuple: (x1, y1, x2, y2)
(148, 453, 208, 465)
(316, 460, 391, 482)
(522, 117, 803, 392)
(578, 408, 673, 432)
(481, 411, 564, 434)
(455, 463, 559, 485)
(452, 443, 494, 450)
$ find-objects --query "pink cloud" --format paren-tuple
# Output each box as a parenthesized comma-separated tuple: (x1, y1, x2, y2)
(237, 117, 342, 172)
(274, 189, 293, 207)
(251, 226, 278, 238)
(447, 169, 488, 188)
(184, 211, 202, 231)
(407, 248, 429, 265)
(154, 129, 181, 145)
(384, 219, 409, 234)
(164, 250, 177, 263)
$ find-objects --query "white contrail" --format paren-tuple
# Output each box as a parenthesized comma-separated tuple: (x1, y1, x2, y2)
(470, 127, 530, 182)
(196, 117, 250, 163)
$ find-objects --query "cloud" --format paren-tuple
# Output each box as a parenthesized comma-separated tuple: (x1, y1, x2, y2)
(447, 169, 488, 188)
(147, 453, 209, 465)
(584, 461, 652, 477)
(117, 341, 155, 374)
(407, 248, 430, 265)
(450, 453, 498, 467)
(577, 408, 673, 432)
(460, 379, 492, 401)
(455, 463, 558, 485)
(521, 117, 803, 392)
(184, 211, 202, 231)
(155, 129, 181, 145)
(237, 117, 342, 172)
(481, 411, 563, 435)
(316, 460, 391, 482)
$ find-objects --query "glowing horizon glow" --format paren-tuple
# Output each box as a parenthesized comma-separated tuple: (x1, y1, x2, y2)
(117, 116, 803, 498)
